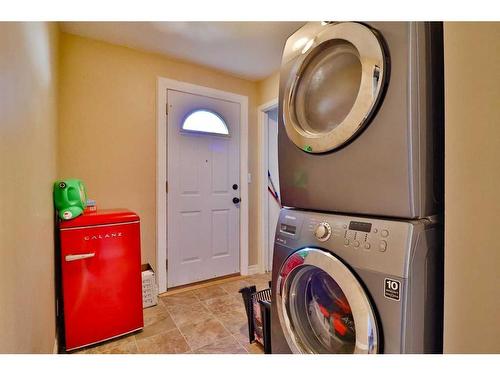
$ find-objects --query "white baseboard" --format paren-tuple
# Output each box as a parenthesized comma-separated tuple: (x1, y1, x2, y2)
(53, 336, 58, 354)
(247, 264, 262, 275)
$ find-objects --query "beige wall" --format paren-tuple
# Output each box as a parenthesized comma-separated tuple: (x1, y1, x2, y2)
(58, 33, 261, 270)
(257, 71, 279, 106)
(0, 23, 59, 353)
(443, 22, 500, 353)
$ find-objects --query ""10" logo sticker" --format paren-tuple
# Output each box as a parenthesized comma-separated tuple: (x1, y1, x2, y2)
(384, 278, 401, 301)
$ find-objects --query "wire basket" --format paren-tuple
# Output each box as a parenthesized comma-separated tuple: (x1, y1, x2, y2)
(239, 281, 272, 354)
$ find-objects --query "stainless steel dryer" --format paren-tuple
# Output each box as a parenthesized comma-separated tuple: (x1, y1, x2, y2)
(278, 22, 444, 218)
(271, 208, 443, 353)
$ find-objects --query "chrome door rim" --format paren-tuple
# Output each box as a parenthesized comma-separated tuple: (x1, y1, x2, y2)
(276, 248, 379, 354)
(282, 22, 387, 154)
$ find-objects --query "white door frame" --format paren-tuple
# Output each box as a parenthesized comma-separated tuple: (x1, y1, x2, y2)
(258, 98, 279, 273)
(156, 77, 249, 293)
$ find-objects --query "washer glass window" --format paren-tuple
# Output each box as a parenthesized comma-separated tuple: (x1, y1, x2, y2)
(277, 248, 378, 354)
(287, 266, 356, 353)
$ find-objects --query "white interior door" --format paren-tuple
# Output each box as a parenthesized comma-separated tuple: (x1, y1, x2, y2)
(167, 89, 240, 288)
(267, 108, 280, 271)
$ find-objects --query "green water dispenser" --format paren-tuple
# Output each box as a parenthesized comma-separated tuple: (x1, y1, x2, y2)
(53, 179, 87, 220)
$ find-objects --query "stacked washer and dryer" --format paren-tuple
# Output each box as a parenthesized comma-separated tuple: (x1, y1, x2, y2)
(271, 22, 444, 354)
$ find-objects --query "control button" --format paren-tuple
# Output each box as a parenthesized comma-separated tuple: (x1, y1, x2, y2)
(381, 229, 389, 238)
(364, 243, 371, 250)
(344, 239, 350, 246)
(353, 240, 360, 248)
(379, 240, 387, 252)
(314, 222, 331, 242)
(343, 224, 347, 229)
(373, 228, 378, 234)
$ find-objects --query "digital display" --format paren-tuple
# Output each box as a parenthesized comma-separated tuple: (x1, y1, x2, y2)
(349, 221, 372, 233)
(280, 224, 296, 234)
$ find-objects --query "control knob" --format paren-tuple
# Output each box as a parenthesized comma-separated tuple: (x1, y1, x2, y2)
(314, 222, 331, 242)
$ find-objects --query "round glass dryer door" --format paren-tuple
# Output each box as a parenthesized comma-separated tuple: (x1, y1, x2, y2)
(276, 248, 378, 354)
(282, 22, 388, 153)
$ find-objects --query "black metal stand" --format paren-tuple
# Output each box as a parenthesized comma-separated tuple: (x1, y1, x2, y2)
(239, 283, 272, 354)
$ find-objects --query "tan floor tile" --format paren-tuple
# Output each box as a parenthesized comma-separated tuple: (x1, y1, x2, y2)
(202, 294, 245, 315)
(70, 276, 268, 355)
(143, 304, 170, 327)
(261, 272, 272, 280)
(194, 335, 247, 354)
(168, 302, 213, 327)
(232, 332, 251, 346)
(246, 342, 265, 354)
(217, 309, 249, 336)
(232, 333, 265, 354)
(247, 272, 272, 281)
(160, 290, 199, 308)
(245, 274, 272, 289)
(135, 313, 177, 340)
(254, 281, 273, 292)
(77, 334, 137, 354)
(100, 340, 139, 354)
(220, 279, 253, 294)
(179, 316, 230, 350)
(136, 328, 190, 354)
(192, 285, 228, 301)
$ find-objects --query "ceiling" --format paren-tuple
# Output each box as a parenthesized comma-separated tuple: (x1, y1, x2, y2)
(60, 22, 305, 81)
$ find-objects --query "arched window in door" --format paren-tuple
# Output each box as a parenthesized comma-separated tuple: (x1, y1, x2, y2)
(181, 109, 229, 136)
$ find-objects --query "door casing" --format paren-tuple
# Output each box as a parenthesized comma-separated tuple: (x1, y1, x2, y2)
(258, 98, 279, 273)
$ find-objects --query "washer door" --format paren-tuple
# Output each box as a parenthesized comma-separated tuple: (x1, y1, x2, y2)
(276, 248, 378, 354)
(282, 22, 387, 153)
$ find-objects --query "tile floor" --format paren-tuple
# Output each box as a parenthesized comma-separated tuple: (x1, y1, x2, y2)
(74, 272, 272, 354)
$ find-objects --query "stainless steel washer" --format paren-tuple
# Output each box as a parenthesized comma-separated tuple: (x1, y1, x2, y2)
(278, 22, 444, 218)
(271, 208, 443, 354)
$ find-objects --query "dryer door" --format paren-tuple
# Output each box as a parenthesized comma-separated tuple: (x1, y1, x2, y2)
(276, 248, 378, 354)
(282, 22, 387, 153)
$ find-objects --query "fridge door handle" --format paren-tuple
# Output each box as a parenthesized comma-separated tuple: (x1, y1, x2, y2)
(65, 252, 96, 262)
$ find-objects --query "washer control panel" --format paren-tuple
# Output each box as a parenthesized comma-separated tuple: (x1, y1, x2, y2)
(307, 217, 392, 253)
(275, 208, 425, 278)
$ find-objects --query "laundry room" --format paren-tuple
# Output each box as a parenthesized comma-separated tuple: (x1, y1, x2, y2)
(1, 0, 499, 372)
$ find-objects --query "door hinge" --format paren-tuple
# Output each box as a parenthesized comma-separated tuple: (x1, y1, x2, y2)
(165, 180, 168, 193)
(166, 103, 168, 115)
(166, 259, 168, 271)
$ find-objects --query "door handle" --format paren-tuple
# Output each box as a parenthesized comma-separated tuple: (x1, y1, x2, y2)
(65, 252, 96, 262)
(232, 197, 241, 204)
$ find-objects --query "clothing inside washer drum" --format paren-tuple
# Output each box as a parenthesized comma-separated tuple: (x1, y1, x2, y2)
(288, 266, 356, 353)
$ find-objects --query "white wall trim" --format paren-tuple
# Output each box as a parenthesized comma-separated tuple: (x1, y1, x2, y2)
(247, 264, 261, 276)
(156, 77, 249, 294)
(258, 98, 279, 274)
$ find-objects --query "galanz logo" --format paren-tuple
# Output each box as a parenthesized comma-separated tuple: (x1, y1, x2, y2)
(84, 232, 123, 241)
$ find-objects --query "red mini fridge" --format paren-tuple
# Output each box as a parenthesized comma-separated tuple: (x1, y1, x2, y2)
(59, 209, 144, 351)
